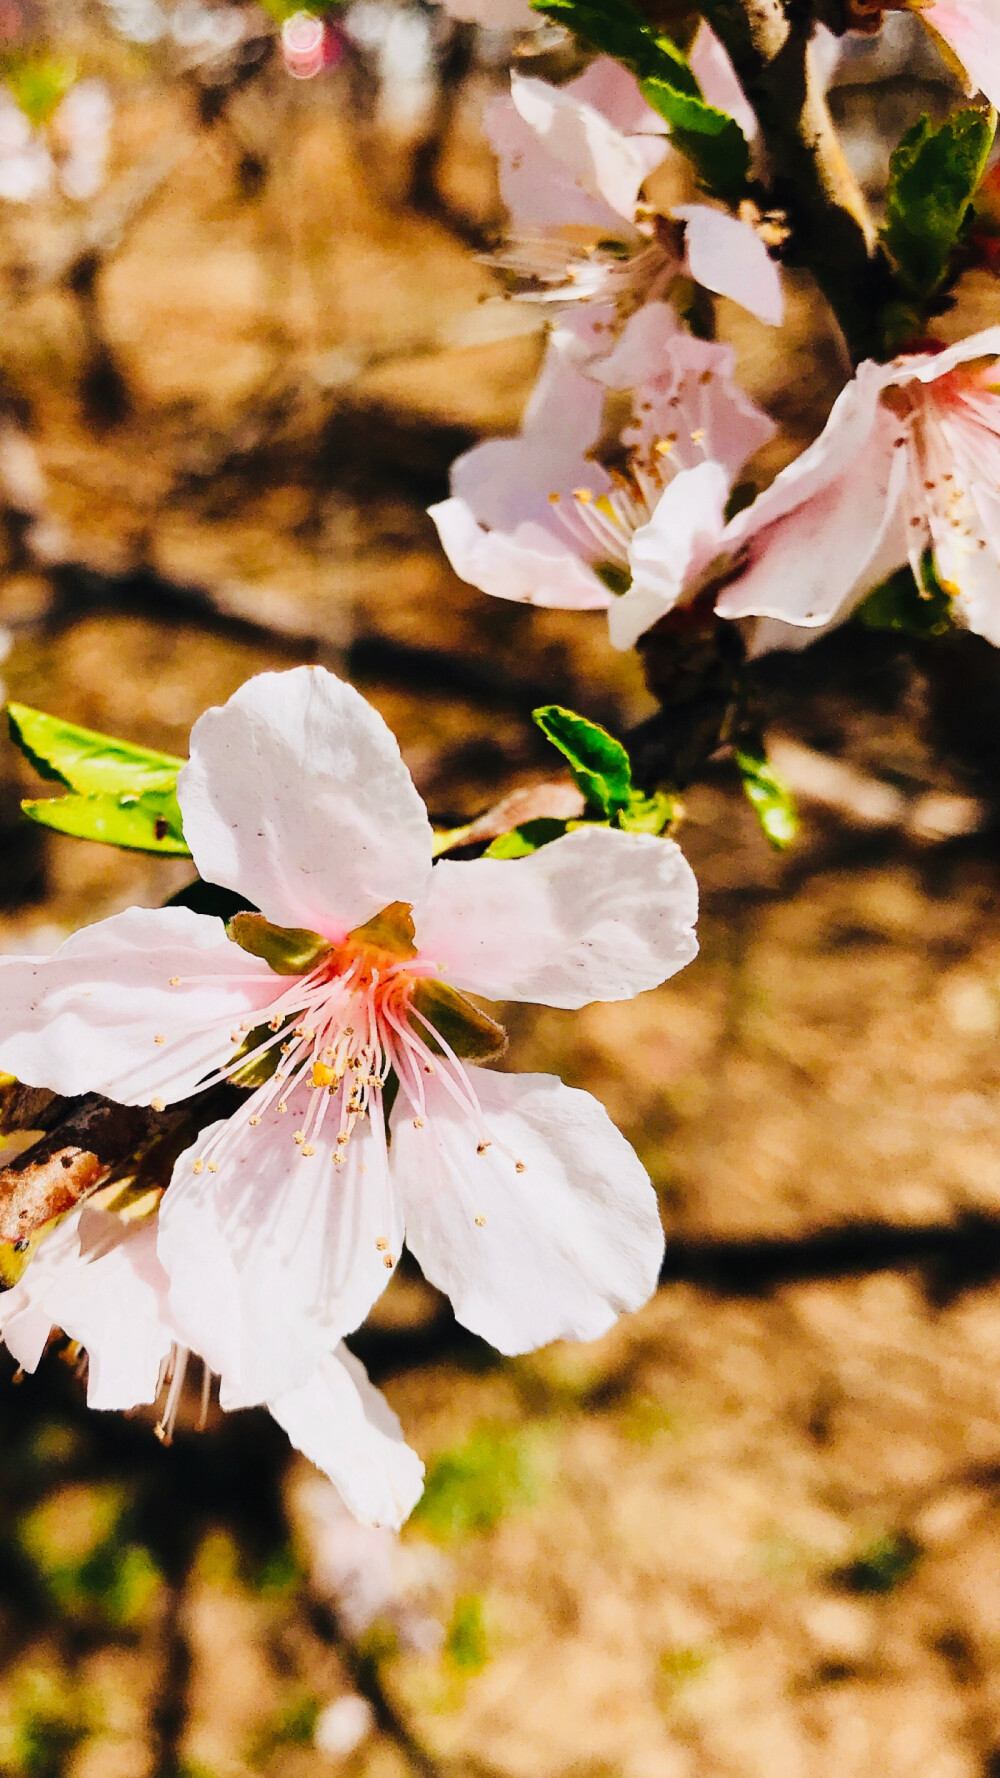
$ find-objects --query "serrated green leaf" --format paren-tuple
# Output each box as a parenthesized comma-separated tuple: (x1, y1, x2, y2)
(855, 554, 953, 637)
(21, 787, 190, 855)
(883, 106, 996, 299)
(8, 703, 184, 794)
(486, 817, 572, 859)
(533, 704, 632, 818)
(531, 0, 749, 199)
(734, 747, 798, 850)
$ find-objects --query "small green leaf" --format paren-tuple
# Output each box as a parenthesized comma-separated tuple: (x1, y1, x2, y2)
(883, 106, 996, 300)
(228, 912, 331, 976)
(856, 557, 953, 637)
(533, 704, 632, 818)
(734, 746, 798, 850)
(8, 703, 184, 794)
(485, 817, 571, 859)
(619, 788, 675, 834)
(531, 0, 749, 199)
(3, 55, 78, 126)
(446, 1596, 490, 1675)
(21, 787, 190, 855)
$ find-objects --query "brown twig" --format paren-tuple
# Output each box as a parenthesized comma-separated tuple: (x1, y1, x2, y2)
(0, 1096, 160, 1244)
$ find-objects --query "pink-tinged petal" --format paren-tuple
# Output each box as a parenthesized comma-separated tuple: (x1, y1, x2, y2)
(393, 1068, 664, 1354)
(416, 825, 698, 1009)
(62, 1212, 175, 1410)
(899, 326, 1000, 385)
(591, 305, 775, 482)
(179, 667, 434, 941)
(923, 0, 1000, 105)
(484, 92, 629, 232)
(565, 55, 669, 136)
(269, 1346, 424, 1530)
(0, 1209, 176, 1410)
(611, 460, 730, 649)
(428, 497, 611, 608)
(932, 480, 1000, 645)
(676, 205, 783, 326)
(0, 905, 276, 1106)
(717, 362, 904, 627)
(159, 1081, 404, 1406)
(509, 72, 670, 227)
(688, 21, 758, 145)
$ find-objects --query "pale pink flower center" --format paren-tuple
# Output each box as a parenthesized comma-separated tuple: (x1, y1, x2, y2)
(886, 359, 1000, 590)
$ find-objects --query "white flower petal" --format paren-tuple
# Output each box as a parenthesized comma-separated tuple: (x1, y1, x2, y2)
(0, 905, 276, 1105)
(393, 1068, 664, 1354)
(416, 825, 698, 1009)
(428, 498, 611, 608)
(485, 91, 628, 232)
(509, 71, 669, 227)
(563, 56, 668, 137)
(178, 667, 434, 939)
(717, 362, 904, 626)
(923, 0, 1000, 106)
(62, 1212, 175, 1410)
(159, 1082, 403, 1406)
(676, 204, 784, 326)
(611, 460, 731, 649)
(269, 1346, 424, 1530)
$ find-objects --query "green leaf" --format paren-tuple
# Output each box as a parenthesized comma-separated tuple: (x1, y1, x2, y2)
(618, 788, 675, 834)
(485, 817, 572, 859)
(531, 0, 749, 199)
(734, 746, 798, 850)
(855, 556, 953, 637)
(883, 106, 996, 300)
(21, 787, 190, 855)
(8, 704, 191, 855)
(533, 704, 633, 818)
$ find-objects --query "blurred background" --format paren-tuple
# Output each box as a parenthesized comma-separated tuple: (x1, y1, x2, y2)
(4, 4, 1000, 1775)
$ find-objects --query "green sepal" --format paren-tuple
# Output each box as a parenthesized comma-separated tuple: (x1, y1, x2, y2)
(855, 555, 953, 638)
(530, 0, 749, 200)
(734, 746, 798, 850)
(228, 912, 332, 976)
(485, 817, 572, 859)
(533, 704, 633, 819)
(347, 901, 417, 960)
(883, 106, 996, 301)
(410, 980, 507, 1062)
(20, 787, 189, 855)
(227, 1022, 283, 1090)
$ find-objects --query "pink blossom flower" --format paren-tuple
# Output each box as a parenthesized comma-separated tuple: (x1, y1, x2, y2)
(429, 300, 774, 641)
(484, 58, 782, 325)
(0, 667, 695, 1402)
(0, 1203, 423, 1527)
(715, 327, 1000, 649)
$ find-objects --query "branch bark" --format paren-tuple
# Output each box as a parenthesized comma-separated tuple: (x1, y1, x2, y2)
(0, 1096, 160, 1244)
(699, 0, 890, 360)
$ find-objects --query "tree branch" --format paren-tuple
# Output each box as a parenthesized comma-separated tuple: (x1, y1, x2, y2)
(0, 1097, 160, 1244)
(698, 0, 890, 359)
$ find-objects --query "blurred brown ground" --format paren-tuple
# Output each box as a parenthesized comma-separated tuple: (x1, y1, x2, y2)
(4, 19, 1000, 1778)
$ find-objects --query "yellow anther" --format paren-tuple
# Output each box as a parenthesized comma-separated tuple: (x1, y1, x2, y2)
(515, 1160, 526, 1174)
(312, 1061, 336, 1088)
(207, 1161, 218, 1173)
(382, 1254, 395, 1269)
(192, 1159, 205, 1174)
(278, 1100, 288, 1115)
(333, 1151, 345, 1166)
(654, 436, 676, 455)
(169, 976, 181, 987)
(690, 428, 706, 443)
(337, 1132, 349, 1144)
(249, 1115, 260, 1127)
(301, 1144, 315, 1157)
(477, 1141, 491, 1154)
(375, 1237, 389, 1252)
(548, 491, 561, 503)
(573, 487, 593, 504)
(293, 1130, 305, 1145)
(150, 1096, 165, 1113)
(154, 1033, 166, 1045)
(413, 1116, 425, 1129)
(475, 1215, 487, 1227)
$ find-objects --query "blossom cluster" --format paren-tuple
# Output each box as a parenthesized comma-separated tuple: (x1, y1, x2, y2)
(4, 0, 1000, 1536)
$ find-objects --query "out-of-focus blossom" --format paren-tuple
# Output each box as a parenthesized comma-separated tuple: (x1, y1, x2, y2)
(52, 80, 113, 201)
(293, 1469, 446, 1647)
(429, 0, 539, 29)
(281, 9, 343, 78)
(314, 1696, 375, 1758)
(716, 328, 1000, 649)
(484, 58, 782, 324)
(0, 667, 690, 1400)
(344, 0, 437, 132)
(429, 300, 774, 645)
(0, 89, 52, 201)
